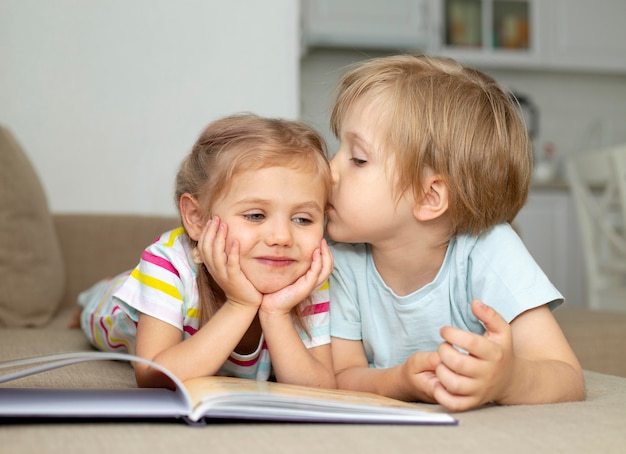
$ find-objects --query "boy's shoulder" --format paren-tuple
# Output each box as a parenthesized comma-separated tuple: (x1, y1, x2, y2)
(456, 223, 519, 248)
(328, 240, 367, 254)
(327, 241, 369, 266)
(453, 223, 525, 265)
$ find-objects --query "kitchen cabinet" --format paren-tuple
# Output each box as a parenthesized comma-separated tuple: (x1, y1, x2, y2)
(427, 0, 544, 69)
(514, 187, 586, 308)
(302, 0, 626, 73)
(301, 0, 431, 50)
(428, 0, 626, 73)
(542, 0, 626, 73)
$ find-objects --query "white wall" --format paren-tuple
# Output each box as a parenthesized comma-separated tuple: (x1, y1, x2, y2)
(0, 0, 300, 215)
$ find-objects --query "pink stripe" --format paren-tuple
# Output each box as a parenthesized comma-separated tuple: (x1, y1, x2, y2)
(141, 251, 180, 278)
(112, 305, 138, 327)
(99, 315, 128, 350)
(227, 356, 261, 368)
(226, 341, 268, 367)
(183, 325, 197, 336)
(300, 301, 329, 317)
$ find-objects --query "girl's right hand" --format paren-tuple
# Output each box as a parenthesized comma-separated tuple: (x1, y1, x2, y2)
(196, 216, 263, 310)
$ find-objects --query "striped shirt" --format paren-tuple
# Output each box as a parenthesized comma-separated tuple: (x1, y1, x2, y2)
(79, 228, 330, 380)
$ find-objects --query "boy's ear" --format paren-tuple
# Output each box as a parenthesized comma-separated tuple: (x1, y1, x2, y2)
(179, 193, 204, 241)
(413, 173, 449, 221)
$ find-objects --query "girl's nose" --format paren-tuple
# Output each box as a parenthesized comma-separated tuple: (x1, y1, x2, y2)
(266, 219, 293, 246)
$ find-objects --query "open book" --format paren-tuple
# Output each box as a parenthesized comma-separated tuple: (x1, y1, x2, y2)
(0, 352, 457, 426)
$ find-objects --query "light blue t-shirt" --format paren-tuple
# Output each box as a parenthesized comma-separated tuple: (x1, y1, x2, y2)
(329, 223, 563, 369)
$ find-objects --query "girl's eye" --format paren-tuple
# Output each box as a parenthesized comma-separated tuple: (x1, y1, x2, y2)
(244, 213, 265, 222)
(293, 216, 313, 225)
(350, 157, 367, 166)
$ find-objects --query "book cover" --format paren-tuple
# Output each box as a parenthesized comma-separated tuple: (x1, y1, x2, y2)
(0, 352, 457, 426)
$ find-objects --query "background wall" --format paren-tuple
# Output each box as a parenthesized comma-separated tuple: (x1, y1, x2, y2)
(0, 0, 300, 215)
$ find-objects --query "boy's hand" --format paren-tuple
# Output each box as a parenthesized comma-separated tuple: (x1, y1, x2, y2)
(399, 351, 443, 404)
(434, 300, 515, 412)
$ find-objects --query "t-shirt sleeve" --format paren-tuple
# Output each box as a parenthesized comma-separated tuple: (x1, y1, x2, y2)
(113, 238, 189, 331)
(329, 243, 364, 341)
(465, 223, 563, 325)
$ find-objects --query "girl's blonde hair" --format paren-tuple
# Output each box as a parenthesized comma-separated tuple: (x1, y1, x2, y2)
(331, 54, 532, 237)
(175, 113, 331, 325)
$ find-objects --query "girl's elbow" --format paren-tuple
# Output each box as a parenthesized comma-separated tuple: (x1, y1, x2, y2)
(134, 362, 177, 390)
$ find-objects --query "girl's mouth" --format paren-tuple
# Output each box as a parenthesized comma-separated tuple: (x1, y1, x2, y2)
(255, 257, 295, 267)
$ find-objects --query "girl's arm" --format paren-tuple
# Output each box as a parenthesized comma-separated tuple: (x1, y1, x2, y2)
(259, 311, 335, 388)
(435, 300, 585, 411)
(257, 240, 336, 388)
(133, 300, 258, 388)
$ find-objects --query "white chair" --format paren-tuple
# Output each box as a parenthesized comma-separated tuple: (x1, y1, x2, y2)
(566, 143, 626, 311)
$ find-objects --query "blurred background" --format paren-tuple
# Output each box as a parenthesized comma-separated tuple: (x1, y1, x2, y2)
(2, 0, 626, 309)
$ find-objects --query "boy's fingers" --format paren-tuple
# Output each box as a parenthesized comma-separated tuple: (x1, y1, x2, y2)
(408, 351, 441, 373)
(471, 300, 508, 337)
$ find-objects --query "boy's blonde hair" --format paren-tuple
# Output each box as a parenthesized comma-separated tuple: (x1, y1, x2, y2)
(331, 54, 532, 237)
(175, 113, 331, 325)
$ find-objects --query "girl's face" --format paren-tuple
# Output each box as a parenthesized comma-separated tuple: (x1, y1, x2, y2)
(211, 166, 326, 294)
(327, 98, 416, 246)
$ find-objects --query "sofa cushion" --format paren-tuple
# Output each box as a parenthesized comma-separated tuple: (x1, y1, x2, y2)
(0, 125, 65, 327)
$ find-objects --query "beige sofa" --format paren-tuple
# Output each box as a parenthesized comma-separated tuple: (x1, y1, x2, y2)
(1, 124, 626, 453)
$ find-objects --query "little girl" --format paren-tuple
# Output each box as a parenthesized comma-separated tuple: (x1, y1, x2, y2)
(78, 113, 335, 390)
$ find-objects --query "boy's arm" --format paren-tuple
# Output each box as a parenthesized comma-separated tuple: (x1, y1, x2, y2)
(436, 301, 585, 411)
(331, 337, 441, 402)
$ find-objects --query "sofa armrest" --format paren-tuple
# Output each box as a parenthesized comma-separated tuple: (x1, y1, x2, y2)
(555, 306, 626, 377)
(53, 213, 179, 310)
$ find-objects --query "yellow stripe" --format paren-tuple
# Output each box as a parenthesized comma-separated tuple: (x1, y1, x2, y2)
(186, 308, 199, 319)
(130, 268, 183, 300)
(163, 227, 185, 247)
(319, 280, 329, 291)
(104, 316, 132, 352)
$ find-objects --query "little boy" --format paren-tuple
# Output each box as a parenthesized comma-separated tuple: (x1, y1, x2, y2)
(327, 54, 584, 411)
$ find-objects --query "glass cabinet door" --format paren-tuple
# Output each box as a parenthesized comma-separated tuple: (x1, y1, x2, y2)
(443, 0, 530, 51)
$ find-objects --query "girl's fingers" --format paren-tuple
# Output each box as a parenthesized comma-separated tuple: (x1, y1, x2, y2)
(208, 217, 226, 266)
(319, 239, 334, 282)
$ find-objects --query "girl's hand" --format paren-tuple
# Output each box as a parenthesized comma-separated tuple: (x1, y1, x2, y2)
(197, 216, 263, 309)
(260, 238, 333, 315)
(433, 300, 515, 411)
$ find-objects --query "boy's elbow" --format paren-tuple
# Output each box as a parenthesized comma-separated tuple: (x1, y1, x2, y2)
(570, 366, 586, 402)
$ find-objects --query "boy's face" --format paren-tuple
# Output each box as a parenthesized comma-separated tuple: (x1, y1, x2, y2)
(327, 99, 417, 244)
(211, 166, 326, 294)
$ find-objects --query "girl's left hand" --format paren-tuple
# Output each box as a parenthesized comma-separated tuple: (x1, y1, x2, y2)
(260, 238, 333, 315)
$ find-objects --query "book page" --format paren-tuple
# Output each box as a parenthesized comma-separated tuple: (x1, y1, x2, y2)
(183, 376, 457, 424)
